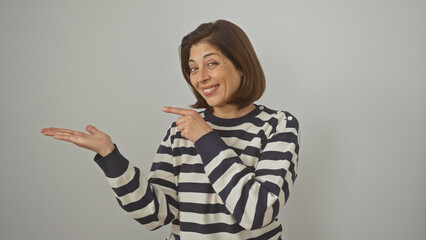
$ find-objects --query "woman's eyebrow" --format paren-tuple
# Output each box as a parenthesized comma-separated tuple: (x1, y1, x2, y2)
(189, 53, 220, 63)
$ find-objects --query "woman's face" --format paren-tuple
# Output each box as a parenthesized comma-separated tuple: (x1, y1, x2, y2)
(188, 41, 242, 111)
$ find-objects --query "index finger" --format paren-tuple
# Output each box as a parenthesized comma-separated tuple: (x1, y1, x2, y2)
(162, 106, 195, 116)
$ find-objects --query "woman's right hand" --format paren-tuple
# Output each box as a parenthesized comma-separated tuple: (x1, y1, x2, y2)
(41, 125, 115, 157)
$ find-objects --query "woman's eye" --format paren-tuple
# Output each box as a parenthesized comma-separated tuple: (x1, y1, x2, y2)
(190, 67, 198, 73)
(208, 62, 218, 67)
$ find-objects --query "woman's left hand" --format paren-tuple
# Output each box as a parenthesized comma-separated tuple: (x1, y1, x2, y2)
(163, 107, 213, 143)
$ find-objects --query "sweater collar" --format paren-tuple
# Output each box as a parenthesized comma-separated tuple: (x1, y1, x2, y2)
(203, 104, 262, 126)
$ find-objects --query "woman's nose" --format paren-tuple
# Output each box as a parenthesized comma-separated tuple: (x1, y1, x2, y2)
(197, 67, 209, 83)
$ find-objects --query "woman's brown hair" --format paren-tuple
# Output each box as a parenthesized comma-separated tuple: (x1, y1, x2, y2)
(179, 20, 265, 112)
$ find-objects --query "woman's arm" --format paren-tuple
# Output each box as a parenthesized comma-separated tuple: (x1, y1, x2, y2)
(41, 125, 179, 230)
(194, 112, 299, 230)
(93, 140, 178, 230)
(162, 108, 299, 230)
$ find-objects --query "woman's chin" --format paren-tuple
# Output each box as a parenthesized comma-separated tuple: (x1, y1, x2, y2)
(205, 100, 221, 108)
(204, 99, 218, 108)
(203, 96, 231, 110)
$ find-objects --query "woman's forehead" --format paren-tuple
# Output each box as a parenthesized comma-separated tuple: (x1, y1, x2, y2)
(189, 42, 223, 61)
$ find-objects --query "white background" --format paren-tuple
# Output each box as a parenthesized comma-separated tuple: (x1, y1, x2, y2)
(1, 0, 425, 239)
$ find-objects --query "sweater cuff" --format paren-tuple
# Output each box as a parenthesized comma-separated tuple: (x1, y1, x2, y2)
(94, 144, 129, 178)
(194, 131, 228, 165)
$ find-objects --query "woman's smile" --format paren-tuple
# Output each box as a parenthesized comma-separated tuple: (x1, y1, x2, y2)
(201, 84, 219, 95)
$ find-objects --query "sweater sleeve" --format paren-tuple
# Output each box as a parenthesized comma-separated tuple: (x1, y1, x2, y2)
(194, 112, 300, 230)
(94, 129, 178, 231)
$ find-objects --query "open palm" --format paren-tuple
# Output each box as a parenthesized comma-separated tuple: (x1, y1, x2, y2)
(41, 125, 115, 157)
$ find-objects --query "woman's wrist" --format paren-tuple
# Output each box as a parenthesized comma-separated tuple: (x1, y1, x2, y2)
(99, 143, 115, 157)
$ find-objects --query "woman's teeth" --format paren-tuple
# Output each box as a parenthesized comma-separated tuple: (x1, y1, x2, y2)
(203, 86, 217, 93)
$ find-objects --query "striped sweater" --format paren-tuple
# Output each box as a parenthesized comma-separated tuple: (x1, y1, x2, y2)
(94, 105, 300, 240)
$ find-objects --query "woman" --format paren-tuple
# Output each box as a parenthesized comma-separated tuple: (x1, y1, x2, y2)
(41, 20, 300, 240)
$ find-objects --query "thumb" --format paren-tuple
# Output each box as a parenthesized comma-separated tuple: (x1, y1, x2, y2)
(86, 125, 99, 134)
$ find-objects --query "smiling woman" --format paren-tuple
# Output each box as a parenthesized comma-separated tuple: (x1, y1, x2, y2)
(41, 19, 300, 240)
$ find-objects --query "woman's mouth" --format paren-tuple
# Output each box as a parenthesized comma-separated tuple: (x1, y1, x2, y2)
(202, 85, 219, 95)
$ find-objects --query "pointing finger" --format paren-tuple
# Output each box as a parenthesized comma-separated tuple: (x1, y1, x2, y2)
(162, 107, 195, 116)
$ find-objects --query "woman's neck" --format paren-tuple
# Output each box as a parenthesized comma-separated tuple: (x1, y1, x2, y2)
(212, 103, 256, 119)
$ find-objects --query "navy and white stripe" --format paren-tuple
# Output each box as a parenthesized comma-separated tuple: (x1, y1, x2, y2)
(94, 105, 300, 240)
